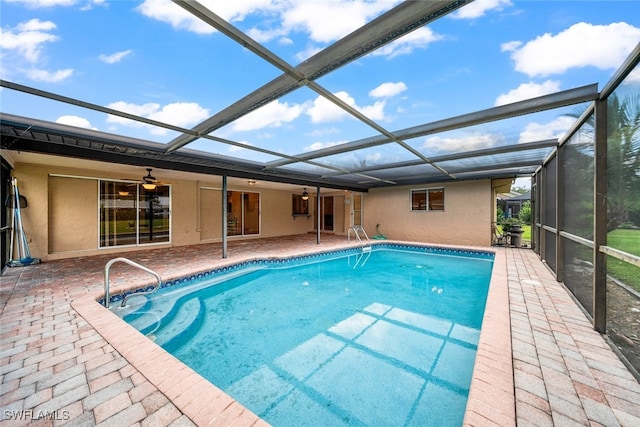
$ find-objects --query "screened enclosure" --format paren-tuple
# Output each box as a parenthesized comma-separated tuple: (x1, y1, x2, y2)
(1, 0, 639, 378)
(533, 52, 640, 376)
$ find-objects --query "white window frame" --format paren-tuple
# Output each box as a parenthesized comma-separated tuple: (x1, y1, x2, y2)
(410, 187, 445, 212)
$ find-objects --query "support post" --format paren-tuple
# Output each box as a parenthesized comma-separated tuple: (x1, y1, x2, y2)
(556, 145, 565, 283)
(539, 169, 546, 262)
(222, 175, 228, 259)
(593, 98, 607, 332)
(316, 186, 321, 245)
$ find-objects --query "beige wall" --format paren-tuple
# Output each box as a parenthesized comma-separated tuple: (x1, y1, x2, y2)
(7, 161, 494, 261)
(10, 164, 49, 259)
(363, 180, 493, 246)
(9, 163, 323, 260)
(49, 176, 98, 253)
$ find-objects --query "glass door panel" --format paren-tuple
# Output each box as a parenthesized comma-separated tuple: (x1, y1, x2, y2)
(139, 185, 170, 244)
(314, 196, 335, 232)
(243, 192, 260, 235)
(99, 181, 137, 247)
(227, 191, 260, 236)
(227, 191, 242, 236)
(353, 194, 362, 226)
(323, 197, 334, 231)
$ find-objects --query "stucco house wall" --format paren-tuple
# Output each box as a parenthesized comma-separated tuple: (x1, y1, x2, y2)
(363, 181, 492, 246)
(7, 161, 493, 261)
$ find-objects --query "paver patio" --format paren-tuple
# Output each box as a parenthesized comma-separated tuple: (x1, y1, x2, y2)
(1, 235, 638, 426)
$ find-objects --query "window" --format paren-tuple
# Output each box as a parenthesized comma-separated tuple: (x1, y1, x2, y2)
(99, 180, 171, 247)
(411, 188, 445, 211)
(292, 194, 309, 216)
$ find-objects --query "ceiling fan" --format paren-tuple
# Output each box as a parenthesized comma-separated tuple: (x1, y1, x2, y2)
(141, 168, 158, 190)
(121, 168, 170, 193)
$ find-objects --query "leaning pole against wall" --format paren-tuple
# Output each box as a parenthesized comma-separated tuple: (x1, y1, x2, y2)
(6, 177, 40, 267)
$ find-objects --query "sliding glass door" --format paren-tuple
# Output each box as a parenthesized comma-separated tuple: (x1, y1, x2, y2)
(99, 181, 170, 247)
(314, 196, 334, 232)
(226, 190, 260, 237)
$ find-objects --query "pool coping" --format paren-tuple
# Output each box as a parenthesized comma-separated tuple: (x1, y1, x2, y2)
(71, 242, 514, 426)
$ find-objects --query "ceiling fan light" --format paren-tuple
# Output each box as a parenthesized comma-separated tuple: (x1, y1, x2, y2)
(301, 188, 309, 200)
(142, 168, 157, 190)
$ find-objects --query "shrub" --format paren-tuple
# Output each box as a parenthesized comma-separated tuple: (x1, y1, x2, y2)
(519, 201, 532, 223)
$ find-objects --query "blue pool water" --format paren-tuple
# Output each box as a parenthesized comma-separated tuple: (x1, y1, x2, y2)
(117, 246, 494, 426)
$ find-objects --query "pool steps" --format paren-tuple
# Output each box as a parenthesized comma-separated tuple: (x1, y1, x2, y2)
(124, 294, 206, 351)
(156, 297, 206, 352)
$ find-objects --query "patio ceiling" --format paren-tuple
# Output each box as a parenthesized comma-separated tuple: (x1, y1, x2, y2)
(1, 0, 601, 192)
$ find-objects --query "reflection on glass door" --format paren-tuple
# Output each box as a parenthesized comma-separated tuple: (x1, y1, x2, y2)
(99, 181, 170, 247)
(243, 192, 260, 235)
(139, 186, 171, 244)
(227, 191, 260, 236)
(314, 196, 334, 232)
(100, 181, 137, 247)
(352, 194, 362, 227)
(227, 191, 242, 236)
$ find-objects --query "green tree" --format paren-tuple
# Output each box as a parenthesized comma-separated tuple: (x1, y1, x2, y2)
(607, 92, 640, 229)
(519, 201, 532, 223)
(565, 92, 640, 231)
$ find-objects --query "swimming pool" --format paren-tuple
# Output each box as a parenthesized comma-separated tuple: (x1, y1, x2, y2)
(113, 244, 494, 426)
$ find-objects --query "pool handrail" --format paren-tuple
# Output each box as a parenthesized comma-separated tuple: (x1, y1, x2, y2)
(347, 225, 370, 245)
(104, 257, 162, 308)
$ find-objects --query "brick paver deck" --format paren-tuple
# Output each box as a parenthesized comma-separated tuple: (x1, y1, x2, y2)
(1, 235, 638, 426)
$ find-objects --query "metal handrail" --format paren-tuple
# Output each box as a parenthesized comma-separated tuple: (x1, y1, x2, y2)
(347, 225, 370, 244)
(347, 226, 372, 268)
(104, 257, 162, 308)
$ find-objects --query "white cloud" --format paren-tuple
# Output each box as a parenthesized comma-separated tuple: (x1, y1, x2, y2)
(369, 82, 407, 98)
(99, 50, 133, 64)
(25, 68, 73, 82)
(303, 140, 345, 152)
(228, 141, 254, 152)
(294, 45, 323, 63)
(148, 102, 209, 127)
(136, 0, 278, 35)
(231, 99, 304, 132)
(306, 91, 386, 123)
(359, 100, 386, 121)
(453, 0, 512, 19)
(370, 27, 442, 59)
(136, 0, 216, 34)
(106, 101, 209, 135)
(500, 40, 521, 52)
(519, 116, 576, 143)
(422, 132, 502, 154)
(0, 19, 59, 63)
(136, 0, 433, 61)
(247, 27, 285, 43)
(281, 0, 396, 44)
(306, 127, 340, 138)
(623, 67, 640, 85)
(56, 115, 97, 130)
(495, 80, 561, 106)
(504, 22, 640, 77)
(0, 18, 75, 82)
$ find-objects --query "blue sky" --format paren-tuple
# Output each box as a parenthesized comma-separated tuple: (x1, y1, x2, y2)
(1, 0, 639, 186)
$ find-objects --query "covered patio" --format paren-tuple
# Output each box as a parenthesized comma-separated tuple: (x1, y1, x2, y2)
(1, 0, 639, 424)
